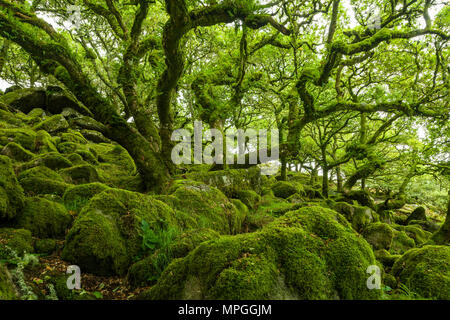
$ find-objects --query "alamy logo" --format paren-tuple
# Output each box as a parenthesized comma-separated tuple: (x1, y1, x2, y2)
(66, 265, 81, 290)
(366, 265, 381, 289)
(171, 121, 279, 175)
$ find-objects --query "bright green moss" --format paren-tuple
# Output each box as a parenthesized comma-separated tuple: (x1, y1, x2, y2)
(0, 128, 37, 151)
(392, 245, 450, 299)
(127, 228, 221, 288)
(271, 181, 303, 199)
(140, 206, 381, 300)
(390, 230, 416, 255)
(374, 249, 401, 268)
(394, 225, 432, 246)
(62, 189, 181, 276)
(169, 181, 246, 234)
(86, 143, 136, 174)
(352, 205, 378, 232)
(0, 155, 25, 220)
(57, 142, 78, 154)
(20, 152, 73, 171)
(63, 182, 110, 206)
(74, 150, 98, 165)
(362, 222, 394, 250)
(0, 263, 18, 300)
(60, 164, 101, 184)
(66, 152, 84, 164)
(62, 210, 128, 276)
(168, 228, 221, 259)
(234, 189, 261, 210)
(59, 130, 88, 144)
(345, 190, 375, 210)
(18, 166, 70, 196)
(186, 167, 263, 197)
(1, 142, 35, 161)
(0, 228, 33, 258)
(33, 114, 69, 133)
(35, 130, 58, 154)
(16, 197, 73, 238)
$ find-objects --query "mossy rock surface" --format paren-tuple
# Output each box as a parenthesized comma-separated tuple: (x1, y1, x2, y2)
(0, 128, 37, 151)
(139, 206, 380, 300)
(60, 164, 101, 184)
(127, 228, 221, 288)
(1, 142, 34, 161)
(33, 114, 69, 133)
(63, 182, 110, 206)
(374, 249, 400, 268)
(62, 188, 181, 276)
(405, 207, 427, 225)
(392, 245, 450, 299)
(345, 190, 375, 210)
(35, 130, 58, 153)
(390, 229, 416, 255)
(34, 238, 57, 255)
(20, 152, 73, 171)
(234, 189, 261, 210)
(271, 181, 303, 199)
(0, 263, 18, 300)
(0, 155, 25, 220)
(362, 222, 394, 250)
(186, 167, 263, 197)
(168, 180, 246, 234)
(0, 228, 34, 259)
(18, 166, 70, 196)
(0, 88, 46, 113)
(16, 197, 73, 238)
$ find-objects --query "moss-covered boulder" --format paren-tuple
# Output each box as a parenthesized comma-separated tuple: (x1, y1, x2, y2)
(0, 263, 18, 300)
(60, 130, 88, 144)
(168, 228, 221, 258)
(393, 225, 432, 246)
(374, 249, 401, 268)
(60, 164, 101, 184)
(351, 206, 378, 232)
(33, 114, 69, 133)
(139, 206, 381, 300)
(345, 190, 375, 210)
(392, 245, 450, 299)
(62, 189, 181, 276)
(405, 206, 427, 225)
(127, 228, 221, 288)
(0, 88, 46, 113)
(16, 197, 73, 238)
(168, 180, 246, 234)
(407, 220, 440, 233)
(362, 222, 394, 250)
(69, 116, 107, 133)
(1, 142, 34, 161)
(271, 181, 303, 199)
(0, 228, 34, 259)
(186, 167, 263, 197)
(18, 166, 70, 196)
(0, 155, 25, 220)
(0, 128, 36, 151)
(234, 190, 261, 210)
(35, 130, 58, 153)
(81, 129, 110, 143)
(20, 152, 73, 171)
(34, 238, 58, 255)
(390, 230, 416, 255)
(63, 182, 110, 206)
